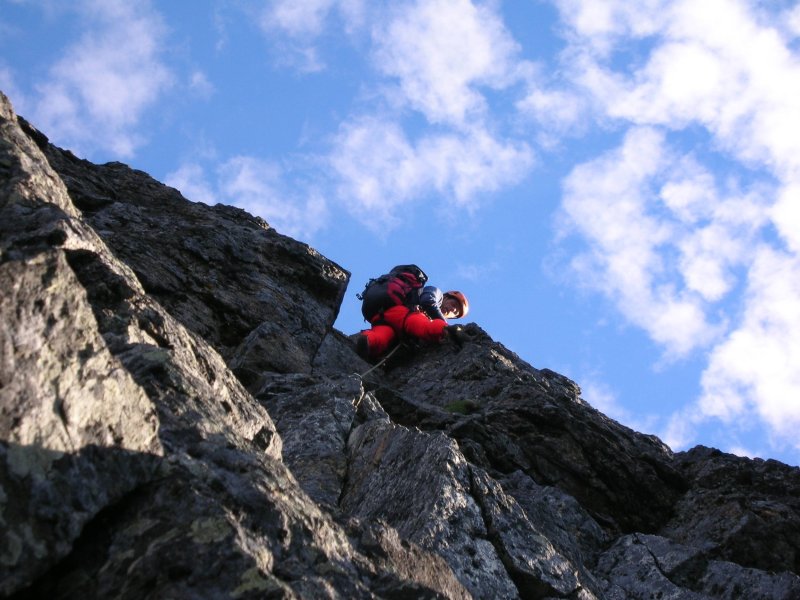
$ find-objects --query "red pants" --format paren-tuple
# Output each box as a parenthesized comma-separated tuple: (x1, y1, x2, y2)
(361, 305, 447, 358)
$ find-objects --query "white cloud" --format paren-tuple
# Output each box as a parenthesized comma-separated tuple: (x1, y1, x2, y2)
(562, 126, 771, 357)
(330, 117, 533, 231)
(330, 118, 422, 228)
(553, 0, 800, 457)
(31, 0, 171, 157)
(516, 85, 588, 140)
(166, 159, 328, 241)
(582, 376, 661, 435)
(658, 165, 717, 224)
(189, 71, 215, 98)
(257, 0, 537, 230)
(553, 0, 800, 209)
(561, 0, 800, 179)
(258, 0, 366, 71)
(373, 0, 523, 126)
(611, 43, 799, 178)
(582, 378, 625, 419)
(788, 5, 800, 37)
(699, 247, 800, 449)
(217, 156, 329, 240)
(561, 127, 739, 357)
(668, 171, 769, 302)
(421, 127, 534, 205)
(726, 445, 758, 460)
(662, 407, 698, 451)
(165, 163, 216, 206)
(262, 0, 365, 38)
(456, 262, 499, 282)
(263, 0, 339, 38)
(0, 64, 27, 112)
(554, 0, 664, 56)
(772, 181, 800, 254)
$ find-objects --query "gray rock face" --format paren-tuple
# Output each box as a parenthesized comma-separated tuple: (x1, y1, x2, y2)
(595, 533, 800, 600)
(342, 407, 522, 599)
(37, 134, 347, 389)
(661, 445, 800, 574)
(3, 89, 800, 599)
(375, 331, 687, 534)
(1, 94, 164, 594)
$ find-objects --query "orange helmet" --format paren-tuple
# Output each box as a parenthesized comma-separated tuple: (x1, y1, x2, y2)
(444, 291, 469, 318)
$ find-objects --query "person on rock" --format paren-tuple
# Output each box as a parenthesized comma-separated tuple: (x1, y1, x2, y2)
(354, 264, 470, 361)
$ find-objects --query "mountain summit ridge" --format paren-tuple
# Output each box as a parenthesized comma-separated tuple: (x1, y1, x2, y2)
(2, 90, 799, 599)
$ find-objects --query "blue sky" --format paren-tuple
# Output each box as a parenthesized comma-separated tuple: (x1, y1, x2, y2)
(3, 0, 800, 467)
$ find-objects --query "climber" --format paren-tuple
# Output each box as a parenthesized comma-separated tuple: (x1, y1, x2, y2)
(354, 264, 470, 361)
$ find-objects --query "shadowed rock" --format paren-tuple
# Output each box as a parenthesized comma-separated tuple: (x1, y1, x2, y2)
(28, 125, 349, 388)
(661, 446, 800, 574)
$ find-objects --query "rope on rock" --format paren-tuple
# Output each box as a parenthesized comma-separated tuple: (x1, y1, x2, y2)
(356, 343, 403, 379)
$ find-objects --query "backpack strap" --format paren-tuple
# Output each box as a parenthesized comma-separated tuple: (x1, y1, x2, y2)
(388, 264, 428, 286)
(358, 265, 429, 321)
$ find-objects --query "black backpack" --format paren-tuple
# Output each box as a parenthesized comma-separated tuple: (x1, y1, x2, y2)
(358, 265, 428, 322)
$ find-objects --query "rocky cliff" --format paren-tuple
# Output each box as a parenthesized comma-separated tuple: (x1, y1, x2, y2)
(2, 90, 799, 599)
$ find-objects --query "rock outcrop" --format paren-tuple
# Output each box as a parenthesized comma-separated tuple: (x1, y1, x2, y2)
(2, 90, 799, 599)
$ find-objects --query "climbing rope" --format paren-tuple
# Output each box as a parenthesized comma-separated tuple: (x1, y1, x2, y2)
(356, 343, 403, 379)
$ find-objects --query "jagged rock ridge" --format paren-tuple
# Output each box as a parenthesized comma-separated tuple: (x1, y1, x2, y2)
(2, 90, 799, 599)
